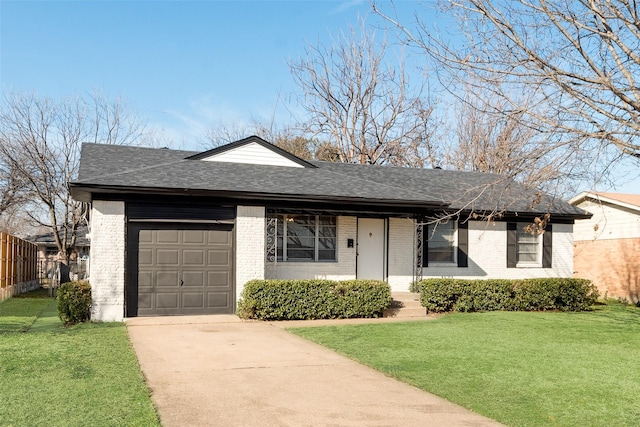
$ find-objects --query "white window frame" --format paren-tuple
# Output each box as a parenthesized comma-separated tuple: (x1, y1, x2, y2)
(516, 223, 543, 267)
(277, 214, 337, 262)
(426, 220, 458, 266)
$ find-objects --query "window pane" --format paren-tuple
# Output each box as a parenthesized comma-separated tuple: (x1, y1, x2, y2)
(273, 214, 337, 262)
(276, 236, 283, 261)
(287, 248, 315, 260)
(517, 224, 539, 263)
(319, 216, 336, 226)
(427, 222, 455, 263)
(318, 237, 336, 250)
(286, 236, 314, 261)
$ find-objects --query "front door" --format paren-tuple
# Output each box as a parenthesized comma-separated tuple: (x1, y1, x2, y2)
(356, 218, 386, 280)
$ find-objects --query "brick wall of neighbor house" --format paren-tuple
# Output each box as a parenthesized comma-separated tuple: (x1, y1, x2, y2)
(386, 219, 575, 292)
(574, 238, 640, 301)
(572, 199, 640, 301)
(273, 216, 358, 281)
(90, 200, 125, 322)
(235, 205, 266, 299)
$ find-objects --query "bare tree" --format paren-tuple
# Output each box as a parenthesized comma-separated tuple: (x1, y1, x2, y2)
(0, 160, 25, 216)
(442, 86, 578, 193)
(375, 0, 640, 182)
(0, 92, 146, 278)
(288, 20, 436, 166)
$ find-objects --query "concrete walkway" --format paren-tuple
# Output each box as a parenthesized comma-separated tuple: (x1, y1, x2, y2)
(127, 315, 504, 427)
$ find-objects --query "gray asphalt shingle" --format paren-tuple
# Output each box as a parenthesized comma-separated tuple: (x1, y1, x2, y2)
(73, 142, 586, 217)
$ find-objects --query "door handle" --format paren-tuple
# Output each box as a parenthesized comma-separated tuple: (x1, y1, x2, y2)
(179, 279, 184, 287)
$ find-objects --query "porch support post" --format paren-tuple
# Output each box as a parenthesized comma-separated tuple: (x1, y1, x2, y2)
(265, 211, 277, 279)
(414, 218, 423, 286)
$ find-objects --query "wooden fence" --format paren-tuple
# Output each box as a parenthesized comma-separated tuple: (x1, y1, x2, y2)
(1, 231, 39, 301)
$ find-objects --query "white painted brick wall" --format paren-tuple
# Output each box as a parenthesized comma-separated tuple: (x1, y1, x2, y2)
(235, 206, 266, 299)
(428, 221, 573, 279)
(386, 219, 574, 291)
(274, 216, 358, 281)
(90, 200, 125, 321)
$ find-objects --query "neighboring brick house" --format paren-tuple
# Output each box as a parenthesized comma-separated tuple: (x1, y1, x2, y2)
(570, 192, 640, 303)
(26, 225, 91, 282)
(70, 136, 589, 321)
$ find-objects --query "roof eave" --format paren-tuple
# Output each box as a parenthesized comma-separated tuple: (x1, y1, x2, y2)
(69, 183, 448, 210)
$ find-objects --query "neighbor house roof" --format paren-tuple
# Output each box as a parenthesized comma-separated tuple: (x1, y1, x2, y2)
(71, 136, 589, 219)
(569, 191, 640, 213)
(26, 224, 90, 248)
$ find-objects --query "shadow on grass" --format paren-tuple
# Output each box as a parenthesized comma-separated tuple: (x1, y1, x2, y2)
(0, 289, 62, 333)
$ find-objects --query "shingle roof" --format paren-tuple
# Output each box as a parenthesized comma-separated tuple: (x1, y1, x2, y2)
(26, 225, 90, 247)
(72, 142, 588, 218)
(592, 192, 640, 208)
(569, 191, 640, 213)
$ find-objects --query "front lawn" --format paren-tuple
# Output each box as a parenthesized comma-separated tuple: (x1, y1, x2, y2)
(0, 291, 160, 426)
(290, 302, 640, 426)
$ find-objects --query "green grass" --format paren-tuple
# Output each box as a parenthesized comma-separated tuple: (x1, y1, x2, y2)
(0, 291, 160, 427)
(290, 302, 640, 426)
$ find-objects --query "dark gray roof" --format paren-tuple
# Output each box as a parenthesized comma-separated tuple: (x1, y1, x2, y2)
(26, 225, 90, 247)
(71, 141, 589, 219)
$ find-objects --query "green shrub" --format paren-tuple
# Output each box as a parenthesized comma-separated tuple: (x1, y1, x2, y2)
(420, 278, 599, 313)
(237, 279, 391, 320)
(57, 281, 91, 325)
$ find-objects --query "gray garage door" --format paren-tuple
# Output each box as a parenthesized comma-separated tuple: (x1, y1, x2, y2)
(136, 226, 234, 316)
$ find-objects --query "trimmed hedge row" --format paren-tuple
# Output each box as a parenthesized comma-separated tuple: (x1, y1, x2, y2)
(57, 281, 92, 325)
(237, 279, 392, 320)
(418, 278, 599, 313)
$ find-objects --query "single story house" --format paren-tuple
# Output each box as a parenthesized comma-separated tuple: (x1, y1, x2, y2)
(70, 136, 590, 321)
(26, 225, 90, 283)
(570, 191, 640, 302)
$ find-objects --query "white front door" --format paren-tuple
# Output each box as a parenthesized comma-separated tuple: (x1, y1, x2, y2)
(357, 218, 386, 280)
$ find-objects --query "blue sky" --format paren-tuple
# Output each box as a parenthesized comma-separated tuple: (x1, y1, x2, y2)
(1, 0, 638, 194)
(1, 0, 404, 146)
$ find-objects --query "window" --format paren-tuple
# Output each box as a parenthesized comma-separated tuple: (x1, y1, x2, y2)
(427, 221, 456, 263)
(516, 223, 540, 264)
(276, 215, 336, 262)
(507, 222, 552, 268)
(422, 220, 468, 267)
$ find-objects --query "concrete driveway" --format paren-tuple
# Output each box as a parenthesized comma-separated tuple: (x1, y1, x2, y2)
(127, 316, 503, 427)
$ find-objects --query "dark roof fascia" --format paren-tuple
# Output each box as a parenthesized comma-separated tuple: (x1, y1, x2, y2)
(73, 183, 447, 210)
(185, 135, 317, 168)
(412, 206, 591, 223)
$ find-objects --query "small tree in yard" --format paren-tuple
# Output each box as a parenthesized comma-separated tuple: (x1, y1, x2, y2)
(0, 92, 145, 281)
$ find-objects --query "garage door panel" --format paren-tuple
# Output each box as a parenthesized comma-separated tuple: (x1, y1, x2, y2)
(156, 293, 179, 309)
(135, 225, 234, 316)
(182, 292, 205, 308)
(139, 249, 153, 266)
(157, 230, 180, 243)
(183, 230, 206, 244)
(209, 271, 231, 287)
(208, 230, 230, 244)
(182, 271, 204, 286)
(208, 250, 230, 266)
(139, 230, 153, 243)
(138, 292, 153, 310)
(208, 292, 229, 308)
(138, 271, 153, 287)
(157, 249, 179, 265)
(156, 271, 179, 287)
(183, 250, 205, 266)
